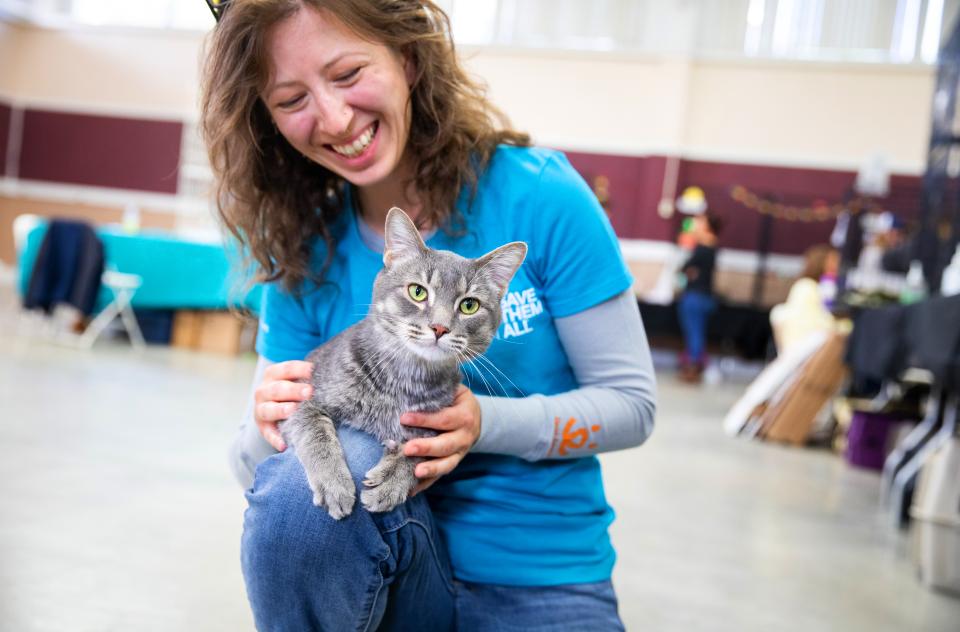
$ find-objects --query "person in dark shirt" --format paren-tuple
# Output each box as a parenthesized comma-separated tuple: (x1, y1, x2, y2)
(677, 213, 722, 383)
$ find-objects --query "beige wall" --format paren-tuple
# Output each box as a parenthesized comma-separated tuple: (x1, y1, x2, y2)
(465, 49, 934, 172)
(0, 21, 23, 95)
(684, 59, 934, 172)
(0, 21, 936, 169)
(2, 23, 204, 116)
(463, 50, 692, 155)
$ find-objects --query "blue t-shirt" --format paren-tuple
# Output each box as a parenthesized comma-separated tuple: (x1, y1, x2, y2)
(256, 145, 633, 585)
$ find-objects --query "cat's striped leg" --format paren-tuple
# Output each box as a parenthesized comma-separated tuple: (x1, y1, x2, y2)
(281, 400, 356, 519)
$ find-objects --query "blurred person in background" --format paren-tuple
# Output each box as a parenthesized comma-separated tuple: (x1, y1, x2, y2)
(677, 213, 722, 384)
(769, 244, 839, 354)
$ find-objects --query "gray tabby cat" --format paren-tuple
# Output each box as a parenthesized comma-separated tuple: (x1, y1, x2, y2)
(281, 208, 527, 519)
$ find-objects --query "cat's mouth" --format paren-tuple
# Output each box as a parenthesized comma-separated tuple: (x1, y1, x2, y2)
(405, 335, 458, 363)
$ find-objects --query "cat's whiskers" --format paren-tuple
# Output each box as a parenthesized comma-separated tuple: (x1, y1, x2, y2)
(460, 348, 529, 426)
(464, 346, 528, 398)
(459, 347, 511, 399)
(455, 349, 502, 400)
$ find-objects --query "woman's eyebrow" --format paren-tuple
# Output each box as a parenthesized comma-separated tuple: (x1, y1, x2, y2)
(265, 53, 364, 96)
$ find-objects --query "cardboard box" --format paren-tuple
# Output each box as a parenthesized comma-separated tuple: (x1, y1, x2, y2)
(172, 310, 254, 355)
(760, 331, 849, 445)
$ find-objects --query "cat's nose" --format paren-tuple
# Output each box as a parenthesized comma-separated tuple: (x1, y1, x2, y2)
(429, 324, 449, 340)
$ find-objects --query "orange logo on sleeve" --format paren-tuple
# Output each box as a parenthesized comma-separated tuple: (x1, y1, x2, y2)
(550, 417, 602, 456)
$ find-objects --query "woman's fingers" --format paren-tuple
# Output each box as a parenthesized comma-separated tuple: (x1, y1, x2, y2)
(410, 476, 439, 496)
(264, 360, 314, 381)
(401, 385, 480, 436)
(400, 385, 481, 493)
(409, 453, 458, 497)
(255, 414, 287, 452)
(253, 361, 313, 452)
(257, 401, 298, 422)
(414, 454, 459, 479)
(404, 431, 466, 458)
(261, 380, 312, 404)
(400, 411, 452, 430)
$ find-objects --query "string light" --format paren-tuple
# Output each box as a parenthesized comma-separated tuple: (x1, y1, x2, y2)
(729, 185, 883, 222)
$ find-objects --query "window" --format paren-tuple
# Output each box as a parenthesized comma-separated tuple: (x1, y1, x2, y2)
(3, 0, 955, 64)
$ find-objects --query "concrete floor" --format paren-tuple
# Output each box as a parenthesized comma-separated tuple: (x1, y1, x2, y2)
(2, 291, 959, 630)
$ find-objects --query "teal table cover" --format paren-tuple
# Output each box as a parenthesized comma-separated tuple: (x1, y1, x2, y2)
(18, 222, 262, 313)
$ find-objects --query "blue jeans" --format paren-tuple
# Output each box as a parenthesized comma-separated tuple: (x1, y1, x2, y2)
(677, 290, 716, 365)
(241, 426, 624, 631)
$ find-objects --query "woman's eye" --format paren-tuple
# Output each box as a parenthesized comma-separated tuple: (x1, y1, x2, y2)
(408, 284, 428, 302)
(278, 95, 304, 109)
(335, 67, 361, 82)
(459, 298, 480, 315)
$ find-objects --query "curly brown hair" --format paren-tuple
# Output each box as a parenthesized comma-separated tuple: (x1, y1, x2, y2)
(800, 244, 839, 280)
(200, 0, 530, 291)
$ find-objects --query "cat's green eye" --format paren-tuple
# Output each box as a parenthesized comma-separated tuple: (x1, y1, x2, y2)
(408, 284, 428, 302)
(459, 298, 480, 315)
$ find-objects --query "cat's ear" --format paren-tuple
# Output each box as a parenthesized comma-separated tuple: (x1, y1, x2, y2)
(383, 207, 427, 267)
(474, 242, 527, 295)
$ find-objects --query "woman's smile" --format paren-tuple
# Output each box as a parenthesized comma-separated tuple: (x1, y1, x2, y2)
(326, 121, 379, 162)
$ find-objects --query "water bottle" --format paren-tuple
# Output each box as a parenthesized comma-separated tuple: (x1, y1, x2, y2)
(941, 245, 960, 296)
(122, 203, 141, 234)
(900, 260, 927, 304)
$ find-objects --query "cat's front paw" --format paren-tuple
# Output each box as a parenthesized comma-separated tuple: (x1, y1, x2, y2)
(360, 454, 414, 513)
(309, 465, 356, 520)
(360, 479, 409, 514)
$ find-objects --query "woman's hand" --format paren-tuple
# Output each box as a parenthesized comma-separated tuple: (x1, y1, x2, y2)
(254, 361, 314, 452)
(401, 384, 481, 495)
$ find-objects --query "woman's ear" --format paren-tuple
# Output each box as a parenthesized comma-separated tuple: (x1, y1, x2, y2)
(404, 53, 416, 87)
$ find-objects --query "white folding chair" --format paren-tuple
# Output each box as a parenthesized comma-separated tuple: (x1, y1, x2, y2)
(12, 214, 49, 339)
(78, 268, 146, 351)
(14, 214, 146, 350)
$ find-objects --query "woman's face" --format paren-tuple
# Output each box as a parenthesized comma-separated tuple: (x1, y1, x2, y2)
(262, 6, 414, 190)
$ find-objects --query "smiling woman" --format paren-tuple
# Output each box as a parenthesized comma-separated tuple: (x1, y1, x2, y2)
(201, 0, 528, 292)
(201, 1, 656, 630)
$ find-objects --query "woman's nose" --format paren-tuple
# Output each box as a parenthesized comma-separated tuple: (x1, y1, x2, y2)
(313, 90, 352, 137)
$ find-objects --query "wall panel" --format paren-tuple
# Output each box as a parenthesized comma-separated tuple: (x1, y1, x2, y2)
(559, 151, 922, 255)
(18, 109, 182, 194)
(0, 102, 10, 176)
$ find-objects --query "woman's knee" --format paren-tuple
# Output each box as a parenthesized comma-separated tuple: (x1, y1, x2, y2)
(242, 448, 388, 578)
(241, 449, 391, 626)
(241, 427, 430, 578)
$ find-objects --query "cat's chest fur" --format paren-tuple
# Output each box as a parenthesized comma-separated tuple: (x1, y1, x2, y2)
(304, 321, 460, 443)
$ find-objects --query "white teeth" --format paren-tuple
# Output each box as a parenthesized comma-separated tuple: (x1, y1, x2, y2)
(332, 125, 375, 158)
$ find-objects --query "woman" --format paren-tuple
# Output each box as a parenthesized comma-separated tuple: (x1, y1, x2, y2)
(201, 1, 656, 629)
(676, 213, 722, 384)
(769, 244, 839, 353)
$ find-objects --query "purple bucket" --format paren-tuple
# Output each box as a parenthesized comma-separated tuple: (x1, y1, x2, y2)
(846, 411, 894, 470)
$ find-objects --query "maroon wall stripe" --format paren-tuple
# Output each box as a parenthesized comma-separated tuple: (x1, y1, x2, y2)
(562, 149, 922, 256)
(4, 103, 923, 256)
(18, 109, 182, 194)
(565, 151, 675, 243)
(677, 159, 921, 255)
(0, 102, 10, 176)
